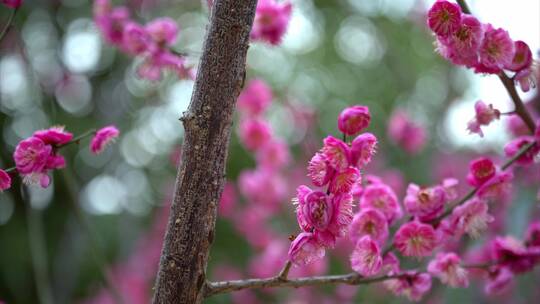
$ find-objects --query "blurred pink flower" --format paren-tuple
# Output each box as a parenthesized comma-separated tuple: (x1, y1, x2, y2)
(349, 208, 389, 246)
(350, 236, 382, 277)
(359, 183, 402, 224)
(449, 198, 493, 238)
(503, 136, 540, 166)
(476, 171, 513, 200)
(404, 184, 446, 222)
(33, 126, 73, 146)
(145, 17, 179, 46)
(255, 139, 290, 169)
(90, 125, 120, 154)
(237, 79, 273, 116)
(384, 271, 432, 302)
(427, 252, 469, 287)
(238, 118, 273, 151)
(484, 266, 513, 295)
(251, 0, 292, 45)
(0, 169, 11, 191)
(1, 0, 22, 8)
(467, 100, 500, 137)
(122, 22, 154, 55)
(388, 110, 427, 154)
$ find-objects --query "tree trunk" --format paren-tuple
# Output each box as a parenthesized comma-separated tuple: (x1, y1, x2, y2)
(152, 0, 258, 303)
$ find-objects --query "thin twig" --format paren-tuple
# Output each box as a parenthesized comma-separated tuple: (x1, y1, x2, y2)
(277, 261, 292, 280)
(0, 8, 17, 43)
(204, 272, 402, 297)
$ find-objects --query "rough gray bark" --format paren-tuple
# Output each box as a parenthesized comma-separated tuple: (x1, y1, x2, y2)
(152, 0, 258, 303)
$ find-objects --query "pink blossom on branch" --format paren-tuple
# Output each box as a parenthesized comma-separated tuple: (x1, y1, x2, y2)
(350, 236, 382, 277)
(387, 110, 427, 154)
(13, 137, 53, 187)
(394, 221, 438, 257)
(328, 167, 360, 195)
(467, 100, 500, 137)
(427, 0, 462, 38)
(349, 208, 389, 246)
(506, 40, 533, 72)
(403, 183, 447, 222)
(384, 271, 432, 302)
(33, 126, 73, 146)
(503, 136, 540, 166)
(288, 232, 325, 266)
(484, 266, 514, 295)
(90, 125, 120, 154)
(477, 24, 515, 73)
(436, 15, 483, 67)
(307, 152, 334, 187)
(321, 136, 350, 171)
(449, 198, 493, 238)
(427, 252, 469, 287)
(359, 183, 402, 224)
(349, 132, 377, 168)
(467, 157, 496, 187)
(145, 18, 179, 46)
(0, 169, 11, 191)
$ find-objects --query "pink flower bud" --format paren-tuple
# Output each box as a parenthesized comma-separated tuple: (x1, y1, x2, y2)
(337, 105, 371, 135)
(427, 0, 462, 38)
(90, 125, 120, 154)
(350, 236, 382, 277)
(0, 169, 11, 191)
(427, 252, 469, 287)
(394, 221, 438, 257)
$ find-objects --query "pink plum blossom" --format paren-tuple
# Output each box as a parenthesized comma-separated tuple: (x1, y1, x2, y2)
(467, 100, 500, 137)
(491, 236, 540, 273)
(145, 18, 179, 46)
(506, 40, 533, 72)
(321, 136, 350, 171)
(384, 271, 432, 302)
(387, 110, 427, 154)
(467, 157, 496, 187)
(449, 198, 493, 238)
(514, 67, 538, 92)
(427, 252, 469, 287)
(476, 171, 513, 200)
(503, 136, 540, 166)
(349, 208, 389, 245)
(525, 221, 540, 248)
(237, 79, 273, 116)
(337, 105, 371, 136)
(137, 51, 193, 81)
(122, 22, 153, 55)
(484, 266, 514, 295)
(13, 137, 52, 176)
(238, 119, 273, 151)
(478, 25, 515, 72)
(350, 236, 382, 277)
(328, 167, 360, 195)
(94, 6, 130, 45)
(427, 0, 462, 38)
(288, 232, 325, 266)
(394, 221, 438, 257)
(307, 152, 334, 187)
(436, 15, 483, 67)
(359, 183, 402, 224)
(250, 0, 292, 45)
(441, 178, 459, 200)
(255, 139, 290, 169)
(239, 169, 286, 212)
(403, 184, 446, 222)
(0, 169, 11, 191)
(33, 126, 73, 146)
(349, 133, 377, 168)
(90, 125, 120, 154)
(300, 191, 333, 231)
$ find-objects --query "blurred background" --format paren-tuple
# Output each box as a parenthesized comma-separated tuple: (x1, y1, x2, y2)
(0, 0, 539, 303)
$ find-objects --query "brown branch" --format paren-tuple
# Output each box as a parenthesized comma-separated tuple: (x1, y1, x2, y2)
(0, 8, 17, 43)
(151, 1, 258, 303)
(204, 272, 402, 298)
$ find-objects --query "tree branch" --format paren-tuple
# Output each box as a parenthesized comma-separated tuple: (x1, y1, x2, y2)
(204, 272, 401, 298)
(0, 8, 17, 43)
(151, 1, 258, 303)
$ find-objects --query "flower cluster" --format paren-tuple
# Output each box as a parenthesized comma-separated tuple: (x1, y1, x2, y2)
(251, 0, 293, 45)
(429, 0, 537, 91)
(288, 105, 377, 266)
(0, 125, 119, 191)
(93, 0, 192, 81)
